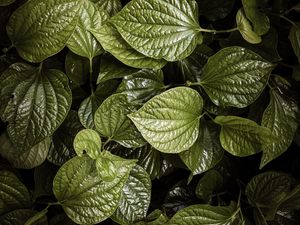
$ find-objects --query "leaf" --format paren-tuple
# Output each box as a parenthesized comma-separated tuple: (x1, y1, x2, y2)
(53, 155, 135, 224)
(73, 129, 101, 159)
(289, 23, 300, 64)
(0, 170, 31, 215)
(129, 87, 203, 153)
(167, 202, 240, 225)
(24, 208, 48, 225)
(236, 8, 262, 44)
(292, 65, 300, 81)
(90, 24, 167, 69)
(111, 0, 201, 61)
(197, 0, 235, 21)
(179, 121, 224, 176)
(67, 0, 109, 59)
(200, 46, 274, 108)
(0, 210, 43, 225)
(92, 0, 122, 16)
(0, 63, 72, 152)
(0, 0, 15, 6)
(0, 132, 51, 169)
(279, 184, 300, 210)
(242, 0, 270, 35)
(260, 89, 298, 168)
(134, 210, 169, 225)
(112, 165, 151, 224)
(214, 116, 274, 157)
(6, 0, 81, 62)
(94, 93, 146, 148)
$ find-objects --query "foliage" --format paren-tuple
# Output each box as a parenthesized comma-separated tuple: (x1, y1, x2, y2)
(0, 0, 300, 224)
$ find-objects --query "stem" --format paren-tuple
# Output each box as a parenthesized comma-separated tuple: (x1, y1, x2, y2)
(185, 81, 202, 87)
(89, 58, 94, 94)
(278, 62, 295, 69)
(102, 138, 111, 150)
(202, 111, 215, 121)
(2, 45, 13, 54)
(267, 12, 296, 26)
(199, 27, 238, 34)
(38, 61, 44, 73)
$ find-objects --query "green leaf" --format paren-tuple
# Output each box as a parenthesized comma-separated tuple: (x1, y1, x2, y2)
(292, 65, 300, 81)
(197, 0, 235, 21)
(0, 210, 43, 225)
(179, 121, 224, 176)
(129, 87, 203, 153)
(111, 0, 201, 61)
(0, 170, 31, 215)
(112, 165, 151, 224)
(6, 0, 81, 62)
(92, 0, 122, 16)
(67, 0, 109, 59)
(53, 155, 135, 224)
(24, 208, 48, 225)
(279, 184, 300, 210)
(236, 8, 262, 44)
(94, 93, 146, 148)
(214, 116, 274, 157)
(0, 0, 15, 6)
(167, 202, 240, 225)
(200, 46, 274, 108)
(260, 89, 298, 168)
(242, 0, 270, 35)
(289, 23, 300, 64)
(90, 24, 167, 69)
(73, 129, 101, 159)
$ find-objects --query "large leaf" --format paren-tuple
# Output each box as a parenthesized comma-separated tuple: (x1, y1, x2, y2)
(167, 202, 240, 225)
(0, 63, 71, 152)
(129, 87, 203, 153)
(111, 0, 201, 61)
(200, 47, 274, 108)
(112, 165, 151, 224)
(289, 23, 300, 64)
(67, 0, 109, 59)
(91, 24, 167, 69)
(53, 155, 135, 224)
(214, 116, 274, 157)
(260, 89, 298, 168)
(0, 209, 44, 225)
(92, 0, 122, 16)
(6, 0, 81, 62)
(94, 93, 146, 148)
(0, 170, 31, 215)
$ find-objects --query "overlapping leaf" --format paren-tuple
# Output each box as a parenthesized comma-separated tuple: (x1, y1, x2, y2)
(92, 0, 122, 16)
(289, 23, 300, 64)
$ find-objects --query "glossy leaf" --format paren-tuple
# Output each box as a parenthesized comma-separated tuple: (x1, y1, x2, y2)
(0, 63, 71, 152)
(112, 165, 151, 224)
(53, 155, 135, 224)
(73, 129, 101, 159)
(111, 0, 201, 61)
(91, 24, 167, 69)
(200, 47, 274, 108)
(6, 0, 81, 62)
(129, 87, 203, 153)
(0, 170, 31, 215)
(289, 24, 300, 64)
(260, 89, 298, 168)
(0, 210, 44, 225)
(214, 116, 274, 157)
(92, 0, 122, 16)
(94, 94, 146, 148)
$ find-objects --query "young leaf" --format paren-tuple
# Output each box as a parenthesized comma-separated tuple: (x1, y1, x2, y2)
(0, 170, 31, 215)
(214, 116, 274, 157)
(0, 63, 72, 152)
(112, 165, 151, 224)
(0, 210, 43, 225)
(128, 87, 203, 153)
(260, 89, 298, 168)
(94, 94, 146, 148)
(200, 47, 274, 108)
(92, 0, 122, 16)
(167, 202, 240, 225)
(53, 155, 135, 224)
(90, 24, 167, 69)
(6, 0, 81, 62)
(111, 0, 201, 61)
(73, 129, 101, 159)
(289, 23, 300, 64)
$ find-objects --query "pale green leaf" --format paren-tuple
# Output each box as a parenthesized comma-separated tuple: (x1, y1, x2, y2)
(6, 0, 82, 62)
(92, 0, 122, 16)
(260, 89, 298, 168)
(0, 0, 15, 6)
(0, 210, 44, 225)
(0, 63, 72, 152)
(112, 165, 151, 224)
(111, 0, 201, 61)
(0, 170, 31, 215)
(200, 46, 274, 108)
(90, 24, 167, 69)
(129, 87, 203, 153)
(53, 155, 135, 224)
(289, 23, 300, 64)
(94, 94, 146, 148)
(73, 129, 101, 159)
(214, 116, 274, 157)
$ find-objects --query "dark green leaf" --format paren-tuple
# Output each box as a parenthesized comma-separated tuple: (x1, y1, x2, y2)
(0, 210, 43, 225)
(0, 0, 15, 6)
(197, 0, 235, 21)
(289, 23, 300, 64)
(24, 208, 48, 225)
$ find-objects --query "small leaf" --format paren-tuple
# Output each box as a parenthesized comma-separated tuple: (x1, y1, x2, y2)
(90, 24, 167, 69)
(92, 0, 122, 16)
(214, 116, 274, 157)
(0, 210, 43, 225)
(129, 87, 203, 153)
(111, 0, 201, 61)
(200, 46, 274, 108)
(73, 129, 101, 159)
(0, 170, 31, 215)
(289, 23, 300, 64)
